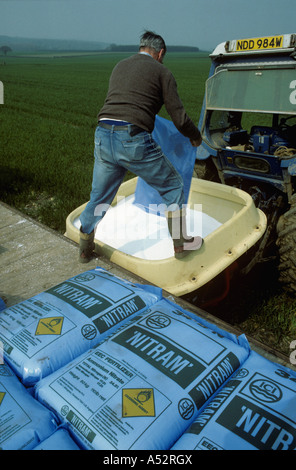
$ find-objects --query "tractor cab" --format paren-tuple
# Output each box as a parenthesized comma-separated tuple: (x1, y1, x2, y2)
(197, 33, 296, 204)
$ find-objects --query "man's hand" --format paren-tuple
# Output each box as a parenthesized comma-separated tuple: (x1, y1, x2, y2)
(190, 135, 202, 147)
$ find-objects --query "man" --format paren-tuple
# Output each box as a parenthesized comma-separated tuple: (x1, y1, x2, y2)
(79, 31, 203, 263)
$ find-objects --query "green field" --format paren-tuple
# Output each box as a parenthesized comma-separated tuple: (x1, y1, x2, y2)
(1, 51, 295, 358)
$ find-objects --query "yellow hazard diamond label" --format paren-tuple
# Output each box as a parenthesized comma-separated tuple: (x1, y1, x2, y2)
(0, 392, 5, 406)
(35, 317, 64, 335)
(122, 388, 155, 417)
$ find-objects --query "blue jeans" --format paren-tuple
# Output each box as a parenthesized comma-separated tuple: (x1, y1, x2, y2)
(80, 124, 185, 234)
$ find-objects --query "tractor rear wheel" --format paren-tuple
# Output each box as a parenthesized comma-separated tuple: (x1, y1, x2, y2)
(276, 194, 296, 293)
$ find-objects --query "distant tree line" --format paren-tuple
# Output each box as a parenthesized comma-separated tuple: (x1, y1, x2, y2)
(0, 39, 200, 56)
(106, 44, 200, 52)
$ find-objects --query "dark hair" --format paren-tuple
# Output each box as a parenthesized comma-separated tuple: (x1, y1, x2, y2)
(139, 30, 167, 54)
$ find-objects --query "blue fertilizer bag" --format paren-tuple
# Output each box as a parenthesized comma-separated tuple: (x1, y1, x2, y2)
(172, 351, 296, 450)
(35, 299, 250, 450)
(134, 115, 197, 214)
(33, 427, 81, 450)
(0, 362, 57, 450)
(0, 267, 161, 385)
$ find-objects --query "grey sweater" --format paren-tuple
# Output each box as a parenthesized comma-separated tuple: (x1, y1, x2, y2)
(98, 53, 200, 140)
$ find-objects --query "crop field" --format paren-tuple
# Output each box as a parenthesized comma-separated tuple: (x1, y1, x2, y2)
(1, 51, 295, 358)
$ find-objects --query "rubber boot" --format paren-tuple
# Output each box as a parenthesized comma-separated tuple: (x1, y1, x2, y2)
(79, 228, 95, 263)
(166, 208, 203, 259)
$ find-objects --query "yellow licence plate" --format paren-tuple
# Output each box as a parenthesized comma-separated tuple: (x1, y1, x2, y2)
(236, 35, 284, 52)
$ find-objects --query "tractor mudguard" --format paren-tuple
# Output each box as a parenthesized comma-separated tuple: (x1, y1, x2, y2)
(196, 142, 216, 160)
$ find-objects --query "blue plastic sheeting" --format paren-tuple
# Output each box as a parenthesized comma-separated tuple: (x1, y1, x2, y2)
(134, 115, 197, 214)
(35, 299, 250, 450)
(0, 362, 57, 450)
(0, 267, 162, 386)
(172, 351, 296, 450)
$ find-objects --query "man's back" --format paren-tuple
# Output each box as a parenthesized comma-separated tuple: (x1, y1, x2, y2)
(98, 53, 171, 132)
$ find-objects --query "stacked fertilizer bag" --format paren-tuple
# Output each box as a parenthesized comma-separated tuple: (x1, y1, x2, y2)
(32, 427, 80, 450)
(0, 362, 58, 450)
(34, 298, 251, 450)
(172, 351, 296, 450)
(0, 267, 161, 386)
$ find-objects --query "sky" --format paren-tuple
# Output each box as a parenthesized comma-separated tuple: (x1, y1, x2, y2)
(0, 0, 295, 51)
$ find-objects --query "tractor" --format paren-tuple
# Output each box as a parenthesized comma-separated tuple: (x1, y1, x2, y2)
(195, 33, 296, 292)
